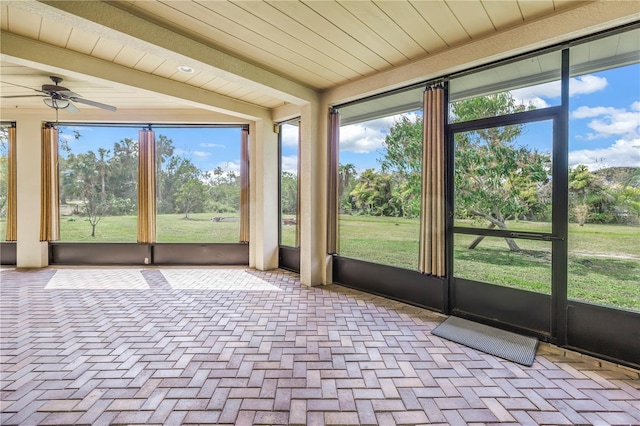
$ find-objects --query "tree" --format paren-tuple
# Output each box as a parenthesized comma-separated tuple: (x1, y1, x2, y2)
(569, 165, 615, 225)
(65, 151, 109, 237)
(156, 134, 175, 212)
(381, 115, 423, 217)
(171, 158, 209, 219)
(109, 138, 138, 204)
(338, 163, 357, 213)
(280, 171, 298, 215)
(452, 93, 549, 252)
(350, 169, 395, 216)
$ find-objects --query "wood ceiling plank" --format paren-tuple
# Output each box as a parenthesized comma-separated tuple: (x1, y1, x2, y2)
(184, 72, 216, 88)
(373, 0, 447, 55)
(152, 59, 183, 79)
(38, 18, 72, 47)
(409, 0, 470, 47)
(1, 5, 9, 31)
(446, 0, 496, 39)
(113, 45, 146, 68)
(481, 0, 523, 30)
(268, 1, 390, 72)
(200, 77, 235, 93)
(191, 1, 351, 81)
(129, 1, 337, 88)
(232, 1, 374, 78)
(339, 1, 427, 59)
(90, 37, 124, 62)
(133, 54, 166, 74)
(6, 6, 41, 40)
(518, 0, 555, 20)
(66, 28, 100, 55)
(242, 92, 283, 109)
(302, 0, 408, 66)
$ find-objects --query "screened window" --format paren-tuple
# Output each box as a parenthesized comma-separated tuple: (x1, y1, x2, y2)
(58, 125, 138, 242)
(279, 120, 300, 247)
(155, 127, 242, 243)
(0, 124, 10, 241)
(337, 87, 423, 270)
(568, 28, 640, 311)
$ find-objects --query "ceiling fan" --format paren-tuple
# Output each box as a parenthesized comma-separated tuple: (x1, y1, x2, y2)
(0, 76, 117, 113)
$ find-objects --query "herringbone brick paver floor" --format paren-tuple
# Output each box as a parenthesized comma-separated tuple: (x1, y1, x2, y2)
(1, 266, 638, 425)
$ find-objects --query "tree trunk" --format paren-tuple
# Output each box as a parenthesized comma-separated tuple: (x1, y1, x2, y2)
(467, 215, 521, 252)
(91, 223, 96, 237)
(468, 223, 496, 249)
(505, 237, 521, 252)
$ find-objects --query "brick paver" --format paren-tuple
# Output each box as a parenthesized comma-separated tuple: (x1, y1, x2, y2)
(1, 266, 639, 425)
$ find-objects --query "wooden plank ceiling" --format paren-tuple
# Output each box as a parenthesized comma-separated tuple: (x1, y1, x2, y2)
(1, 0, 587, 113)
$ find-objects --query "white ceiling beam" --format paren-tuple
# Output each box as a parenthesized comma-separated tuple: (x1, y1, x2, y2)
(14, 0, 316, 105)
(1, 32, 270, 120)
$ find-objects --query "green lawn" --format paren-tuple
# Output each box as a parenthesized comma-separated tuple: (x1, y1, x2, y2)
(56, 212, 241, 243)
(338, 216, 639, 311)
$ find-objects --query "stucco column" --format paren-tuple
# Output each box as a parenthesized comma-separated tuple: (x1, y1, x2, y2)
(15, 116, 48, 267)
(299, 100, 327, 286)
(249, 119, 278, 270)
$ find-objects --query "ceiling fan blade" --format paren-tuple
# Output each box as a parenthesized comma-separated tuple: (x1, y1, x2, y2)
(70, 97, 117, 112)
(58, 90, 82, 98)
(65, 102, 80, 113)
(0, 80, 45, 93)
(1, 94, 47, 98)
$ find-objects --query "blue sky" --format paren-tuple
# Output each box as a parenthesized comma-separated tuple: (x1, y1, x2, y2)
(59, 63, 639, 176)
(60, 126, 242, 174)
(339, 63, 640, 173)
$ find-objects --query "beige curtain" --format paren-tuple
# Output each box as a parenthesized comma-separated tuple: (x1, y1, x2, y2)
(295, 123, 301, 247)
(40, 126, 60, 241)
(5, 126, 17, 241)
(419, 87, 446, 276)
(137, 129, 156, 243)
(326, 109, 340, 254)
(239, 127, 250, 243)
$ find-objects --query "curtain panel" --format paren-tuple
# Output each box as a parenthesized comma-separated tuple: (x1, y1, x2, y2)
(419, 87, 446, 277)
(239, 128, 250, 243)
(137, 129, 156, 244)
(39, 126, 60, 241)
(327, 109, 340, 254)
(295, 124, 302, 247)
(5, 126, 17, 241)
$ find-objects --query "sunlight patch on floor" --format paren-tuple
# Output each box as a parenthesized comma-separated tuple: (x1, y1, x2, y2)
(45, 269, 149, 289)
(160, 269, 283, 291)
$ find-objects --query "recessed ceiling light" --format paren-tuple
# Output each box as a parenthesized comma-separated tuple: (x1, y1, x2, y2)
(178, 65, 194, 73)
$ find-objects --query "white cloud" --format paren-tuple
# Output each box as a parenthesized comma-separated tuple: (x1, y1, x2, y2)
(510, 75, 608, 108)
(212, 161, 240, 174)
(174, 148, 211, 158)
(200, 142, 225, 148)
(571, 103, 640, 140)
(569, 138, 640, 170)
(281, 124, 299, 147)
(281, 155, 298, 175)
(340, 112, 418, 154)
(570, 75, 608, 96)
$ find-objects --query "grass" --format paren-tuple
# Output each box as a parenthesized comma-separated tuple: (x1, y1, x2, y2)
(1, 213, 638, 310)
(338, 216, 639, 311)
(56, 212, 241, 243)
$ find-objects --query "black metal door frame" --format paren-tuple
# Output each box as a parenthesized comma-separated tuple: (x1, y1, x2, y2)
(447, 105, 566, 342)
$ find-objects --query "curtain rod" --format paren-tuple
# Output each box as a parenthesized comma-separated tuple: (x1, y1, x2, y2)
(45, 122, 249, 130)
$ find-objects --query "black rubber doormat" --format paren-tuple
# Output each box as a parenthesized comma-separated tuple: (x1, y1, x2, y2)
(432, 316, 538, 366)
